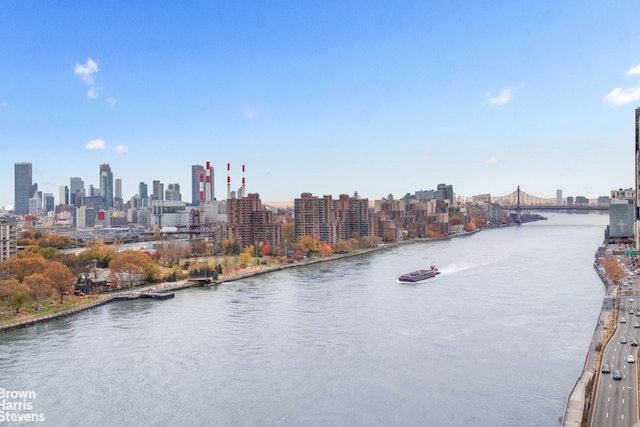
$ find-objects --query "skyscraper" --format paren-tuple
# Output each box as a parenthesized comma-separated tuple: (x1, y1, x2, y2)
(152, 180, 164, 201)
(99, 164, 114, 208)
(59, 185, 69, 206)
(115, 178, 122, 199)
(14, 162, 33, 214)
(70, 177, 84, 206)
(139, 182, 148, 206)
(191, 164, 205, 205)
(636, 107, 640, 248)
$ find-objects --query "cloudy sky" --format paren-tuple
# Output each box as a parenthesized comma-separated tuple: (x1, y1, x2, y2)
(1, 1, 639, 208)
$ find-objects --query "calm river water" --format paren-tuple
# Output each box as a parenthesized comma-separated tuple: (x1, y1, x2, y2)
(0, 213, 608, 426)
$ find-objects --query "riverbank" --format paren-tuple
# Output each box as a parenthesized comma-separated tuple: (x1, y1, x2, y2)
(0, 230, 479, 334)
(561, 246, 617, 426)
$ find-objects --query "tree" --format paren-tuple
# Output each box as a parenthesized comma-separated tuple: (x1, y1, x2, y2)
(465, 221, 477, 231)
(24, 273, 53, 310)
(80, 239, 114, 268)
(0, 279, 20, 315)
(238, 252, 252, 266)
(601, 258, 625, 283)
(319, 243, 333, 257)
(4, 253, 46, 282)
(44, 261, 74, 304)
(221, 239, 241, 256)
(281, 223, 294, 245)
(260, 243, 271, 257)
(10, 284, 31, 315)
(109, 251, 157, 288)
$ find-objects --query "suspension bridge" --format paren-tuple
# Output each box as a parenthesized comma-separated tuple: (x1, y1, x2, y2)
(489, 186, 608, 212)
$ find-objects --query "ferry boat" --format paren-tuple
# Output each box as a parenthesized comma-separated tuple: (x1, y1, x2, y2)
(398, 266, 440, 282)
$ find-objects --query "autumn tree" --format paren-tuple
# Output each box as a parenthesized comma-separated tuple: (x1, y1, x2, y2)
(319, 243, 333, 257)
(24, 273, 53, 310)
(281, 223, 294, 245)
(238, 252, 253, 266)
(109, 251, 160, 287)
(260, 243, 271, 257)
(465, 221, 477, 231)
(296, 235, 319, 253)
(4, 253, 47, 282)
(80, 239, 114, 268)
(382, 232, 396, 243)
(191, 240, 208, 257)
(601, 258, 625, 284)
(361, 236, 380, 248)
(449, 216, 462, 225)
(221, 239, 242, 256)
(0, 279, 20, 315)
(44, 261, 74, 304)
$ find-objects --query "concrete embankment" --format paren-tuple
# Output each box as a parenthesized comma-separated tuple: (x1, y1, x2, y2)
(0, 296, 114, 333)
(561, 254, 615, 426)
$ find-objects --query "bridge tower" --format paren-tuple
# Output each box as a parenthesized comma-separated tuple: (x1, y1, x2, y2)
(512, 186, 522, 224)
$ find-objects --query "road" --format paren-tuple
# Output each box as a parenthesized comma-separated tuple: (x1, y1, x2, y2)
(591, 260, 640, 427)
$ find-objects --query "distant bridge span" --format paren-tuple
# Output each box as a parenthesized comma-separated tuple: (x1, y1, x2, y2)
(489, 186, 608, 213)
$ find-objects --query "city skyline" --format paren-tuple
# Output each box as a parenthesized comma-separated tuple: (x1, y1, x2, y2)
(1, 1, 639, 207)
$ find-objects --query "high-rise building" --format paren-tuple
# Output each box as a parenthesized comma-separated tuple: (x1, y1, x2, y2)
(43, 193, 54, 214)
(14, 162, 33, 214)
(0, 219, 17, 261)
(70, 177, 84, 206)
(59, 185, 69, 206)
(115, 178, 122, 199)
(192, 165, 205, 205)
(165, 183, 181, 201)
(99, 164, 114, 208)
(611, 188, 635, 239)
(636, 107, 640, 248)
(226, 193, 280, 249)
(152, 180, 164, 202)
(139, 182, 148, 206)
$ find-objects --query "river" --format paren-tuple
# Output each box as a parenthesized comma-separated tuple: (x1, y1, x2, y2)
(0, 212, 608, 426)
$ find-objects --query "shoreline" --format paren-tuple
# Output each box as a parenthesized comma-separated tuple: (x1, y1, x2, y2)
(0, 229, 482, 333)
(561, 246, 617, 426)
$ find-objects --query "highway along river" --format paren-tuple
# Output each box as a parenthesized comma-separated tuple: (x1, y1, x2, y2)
(0, 212, 607, 426)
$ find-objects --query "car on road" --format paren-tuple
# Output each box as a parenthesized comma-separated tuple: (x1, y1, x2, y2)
(632, 338, 638, 346)
(613, 370, 622, 380)
(630, 298, 635, 303)
(602, 363, 611, 373)
(628, 354, 636, 363)
(621, 336, 628, 344)
(631, 309, 635, 315)
(621, 317, 627, 323)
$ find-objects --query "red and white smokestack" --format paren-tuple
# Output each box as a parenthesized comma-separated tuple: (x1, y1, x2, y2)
(205, 162, 212, 203)
(227, 175, 231, 199)
(199, 173, 204, 205)
(227, 163, 230, 171)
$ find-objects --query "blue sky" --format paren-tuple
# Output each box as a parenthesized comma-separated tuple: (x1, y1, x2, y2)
(1, 1, 639, 208)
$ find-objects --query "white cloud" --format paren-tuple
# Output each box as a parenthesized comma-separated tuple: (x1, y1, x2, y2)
(87, 87, 98, 99)
(603, 83, 640, 106)
(486, 157, 498, 164)
(487, 89, 512, 106)
(106, 96, 117, 106)
(85, 139, 106, 150)
(627, 64, 640, 76)
(114, 145, 128, 154)
(74, 58, 99, 84)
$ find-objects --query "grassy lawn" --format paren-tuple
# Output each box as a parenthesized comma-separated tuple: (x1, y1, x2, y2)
(0, 295, 105, 325)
